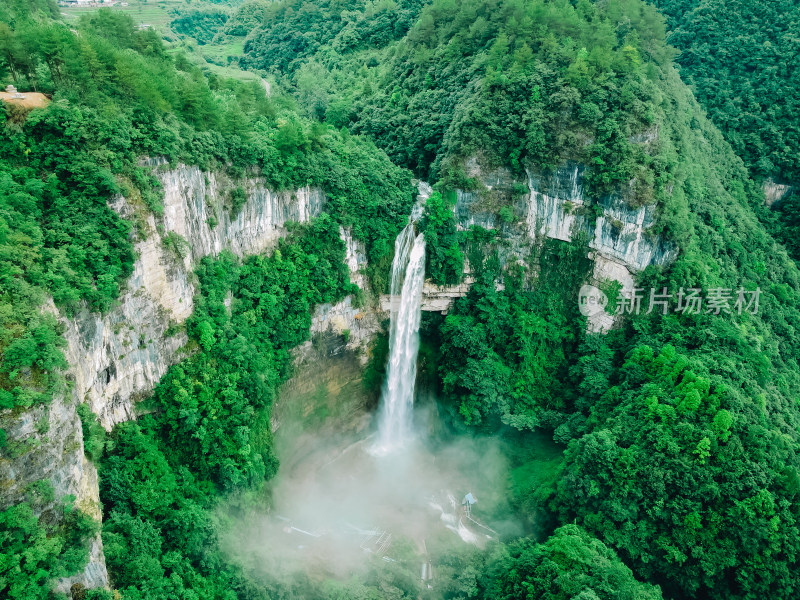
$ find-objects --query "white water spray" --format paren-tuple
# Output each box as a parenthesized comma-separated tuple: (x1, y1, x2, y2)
(375, 215, 426, 454)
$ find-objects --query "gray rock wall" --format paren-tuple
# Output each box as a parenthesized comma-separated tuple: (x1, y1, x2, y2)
(0, 163, 327, 592)
(453, 161, 677, 273)
(763, 178, 793, 207)
(450, 159, 678, 331)
(62, 165, 326, 433)
(160, 166, 324, 262)
(521, 164, 677, 271)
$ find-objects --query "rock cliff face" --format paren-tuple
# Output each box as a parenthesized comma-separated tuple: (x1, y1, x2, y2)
(59, 165, 327, 433)
(525, 165, 676, 270)
(160, 166, 324, 262)
(272, 228, 382, 435)
(302, 227, 379, 362)
(449, 157, 677, 330)
(340, 226, 369, 291)
(50, 165, 323, 433)
(763, 178, 793, 207)
(455, 159, 677, 271)
(0, 163, 327, 591)
(1, 386, 109, 593)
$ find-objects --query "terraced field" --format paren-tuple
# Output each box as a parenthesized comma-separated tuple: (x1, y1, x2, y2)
(62, 0, 256, 83)
(61, 0, 186, 31)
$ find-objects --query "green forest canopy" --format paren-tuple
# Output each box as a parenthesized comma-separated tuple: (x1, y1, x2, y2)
(241, 0, 800, 598)
(3, 0, 800, 599)
(0, 5, 413, 598)
(650, 0, 800, 264)
(651, 0, 800, 185)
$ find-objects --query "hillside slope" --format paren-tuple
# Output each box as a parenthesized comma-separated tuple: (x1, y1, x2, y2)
(242, 1, 800, 598)
(2, 0, 800, 599)
(650, 0, 800, 263)
(0, 5, 414, 597)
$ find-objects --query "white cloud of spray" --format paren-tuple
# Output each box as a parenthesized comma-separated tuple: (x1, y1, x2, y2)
(218, 397, 522, 593)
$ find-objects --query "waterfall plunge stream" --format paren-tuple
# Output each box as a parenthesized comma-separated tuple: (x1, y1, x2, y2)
(374, 212, 426, 454)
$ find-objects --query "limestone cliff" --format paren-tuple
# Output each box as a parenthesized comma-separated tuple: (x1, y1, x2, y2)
(455, 157, 676, 269)
(64, 165, 326, 432)
(432, 156, 677, 326)
(763, 178, 793, 208)
(0, 163, 327, 592)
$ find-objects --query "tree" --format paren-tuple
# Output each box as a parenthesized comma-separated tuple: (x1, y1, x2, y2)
(482, 525, 663, 600)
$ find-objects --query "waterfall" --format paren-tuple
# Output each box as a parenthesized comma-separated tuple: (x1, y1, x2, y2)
(375, 219, 426, 454)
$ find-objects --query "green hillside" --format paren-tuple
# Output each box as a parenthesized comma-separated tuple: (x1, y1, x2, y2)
(2, 0, 800, 599)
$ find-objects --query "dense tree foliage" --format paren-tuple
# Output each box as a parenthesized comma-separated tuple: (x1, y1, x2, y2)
(244, 0, 673, 198)
(5, 0, 800, 598)
(241, 0, 800, 597)
(554, 343, 800, 598)
(772, 192, 800, 259)
(435, 66, 800, 598)
(650, 0, 800, 264)
(418, 191, 464, 285)
(481, 525, 663, 599)
(241, 0, 427, 77)
(0, 0, 57, 25)
(222, 0, 272, 37)
(100, 218, 357, 598)
(171, 9, 229, 45)
(0, 7, 412, 412)
(241, 0, 682, 279)
(652, 0, 800, 185)
(438, 234, 590, 431)
(0, 486, 96, 600)
(0, 4, 413, 596)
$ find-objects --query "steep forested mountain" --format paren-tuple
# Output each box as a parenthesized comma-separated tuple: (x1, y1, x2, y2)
(0, 3, 413, 598)
(650, 0, 800, 261)
(3, 0, 800, 599)
(652, 0, 800, 184)
(242, 0, 800, 596)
